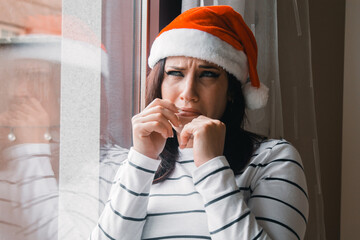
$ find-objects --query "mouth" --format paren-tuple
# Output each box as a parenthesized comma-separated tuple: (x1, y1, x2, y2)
(177, 107, 202, 117)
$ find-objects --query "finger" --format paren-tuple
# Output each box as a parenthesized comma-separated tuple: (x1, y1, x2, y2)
(139, 104, 180, 127)
(8, 105, 35, 122)
(14, 103, 34, 115)
(8, 101, 21, 111)
(10, 97, 27, 105)
(135, 112, 174, 137)
(25, 97, 41, 111)
(179, 123, 196, 148)
(134, 121, 171, 139)
(12, 110, 29, 123)
(20, 97, 44, 113)
(8, 98, 33, 112)
(145, 98, 179, 115)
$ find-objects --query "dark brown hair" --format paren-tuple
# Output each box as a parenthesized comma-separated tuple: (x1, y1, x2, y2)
(146, 58, 265, 183)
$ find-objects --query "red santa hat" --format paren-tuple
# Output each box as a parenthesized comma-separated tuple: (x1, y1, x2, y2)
(148, 5, 268, 110)
(1, 15, 108, 77)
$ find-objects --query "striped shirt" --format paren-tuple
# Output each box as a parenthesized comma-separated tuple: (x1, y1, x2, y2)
(0, 144, 58, 240)
(90, 139, 308, 240)
(0, 143, 127, 239)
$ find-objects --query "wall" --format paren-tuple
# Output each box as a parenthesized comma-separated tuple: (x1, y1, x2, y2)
(278, 0, 345, 239)
(341, 0, 360, 239)
(308, 0, 345, 239)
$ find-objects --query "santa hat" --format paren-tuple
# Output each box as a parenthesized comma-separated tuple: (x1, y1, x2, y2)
(0, 15, 108, 77)
(148, 5, 268, 109)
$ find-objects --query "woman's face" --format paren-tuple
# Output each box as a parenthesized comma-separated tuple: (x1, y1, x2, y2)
(161, 56, 228, 128)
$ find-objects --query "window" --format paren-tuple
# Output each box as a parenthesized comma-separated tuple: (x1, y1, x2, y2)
(0, 0, 145, 239)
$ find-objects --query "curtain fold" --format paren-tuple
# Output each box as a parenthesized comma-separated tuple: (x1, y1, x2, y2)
(277, 0, 326, 238)
(182, 1, 326, 239)
(101, 0, 142, 149)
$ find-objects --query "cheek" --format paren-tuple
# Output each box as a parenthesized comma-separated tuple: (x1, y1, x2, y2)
(161, 83, 178, 102)
(206, 85, 228, 118)
(160, 84, 168, 100)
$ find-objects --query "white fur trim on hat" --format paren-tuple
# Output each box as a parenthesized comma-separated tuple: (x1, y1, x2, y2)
(148, 28, 248, 83)
(2, 34, 109, 77)
(242, 82, 269, 110)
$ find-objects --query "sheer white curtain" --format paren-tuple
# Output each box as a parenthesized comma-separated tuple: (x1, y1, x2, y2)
(277, 0, 326, 239)
(182, 1, 326, 239)
(181, 0, 283, 138)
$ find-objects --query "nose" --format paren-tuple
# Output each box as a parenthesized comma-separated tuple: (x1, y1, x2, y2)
(179, 73, 199, 103)
(12, 80, 31, 98)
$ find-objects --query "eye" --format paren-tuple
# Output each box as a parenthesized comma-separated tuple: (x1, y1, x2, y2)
(165, 71, 184, 77)
(200, 71, 220, 78)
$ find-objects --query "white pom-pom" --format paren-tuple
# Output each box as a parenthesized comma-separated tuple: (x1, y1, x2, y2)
(242, 82, 269, 110)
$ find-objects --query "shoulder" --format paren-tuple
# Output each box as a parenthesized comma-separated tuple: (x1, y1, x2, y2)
(245, 139, 307, 193)
(251, 139, 303, 169)
(248, 139, 307, 197)
(245, 139, 309, 239)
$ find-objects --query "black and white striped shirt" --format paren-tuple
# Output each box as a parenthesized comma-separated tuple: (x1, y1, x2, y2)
(0, 143, 127, 240)
(90, 139, 308, 240)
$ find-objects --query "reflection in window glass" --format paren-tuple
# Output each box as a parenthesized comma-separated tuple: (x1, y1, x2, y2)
(100, 0, 142, 149)
(0, 1, 62, 238)
(98, 0, 143, 214)
(0, 57, 61, 240)
(0, 0, 144, 239)
(0, 1, 61, 239)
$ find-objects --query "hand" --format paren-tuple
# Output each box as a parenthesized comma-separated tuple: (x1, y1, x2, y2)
(132, 99, 180, 159)
(1, 97, 50, 144)
(179, 116, 226, 167)
(8, 97, 50, 126)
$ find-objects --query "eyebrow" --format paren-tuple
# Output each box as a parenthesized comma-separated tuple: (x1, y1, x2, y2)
(198, 65, 220, 70)
(165, 65, 220, 70)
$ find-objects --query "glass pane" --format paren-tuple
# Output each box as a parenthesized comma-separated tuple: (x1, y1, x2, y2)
(98, 0, 143, 213)
(0, 1, 62, 239)
(1, 0, 150, 238)
(100, 0, 142, 149)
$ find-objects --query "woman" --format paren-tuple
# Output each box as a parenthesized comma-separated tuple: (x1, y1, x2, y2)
(90, 5, 308, 240)
(0, 59, 60, 240)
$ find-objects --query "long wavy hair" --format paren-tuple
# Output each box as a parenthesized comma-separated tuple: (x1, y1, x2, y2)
(146, 58, 265, 184)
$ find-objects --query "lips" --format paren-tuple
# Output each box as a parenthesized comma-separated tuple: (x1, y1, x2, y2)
(177, 107, 202, 117)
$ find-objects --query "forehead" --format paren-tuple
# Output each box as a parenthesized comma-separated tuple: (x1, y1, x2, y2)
(165, 56, 221, 69)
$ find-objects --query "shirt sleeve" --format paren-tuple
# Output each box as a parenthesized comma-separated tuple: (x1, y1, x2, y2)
(192, 141, 308, 240)
(90, 148, 161, 240)
(0, 143, 58, 240)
